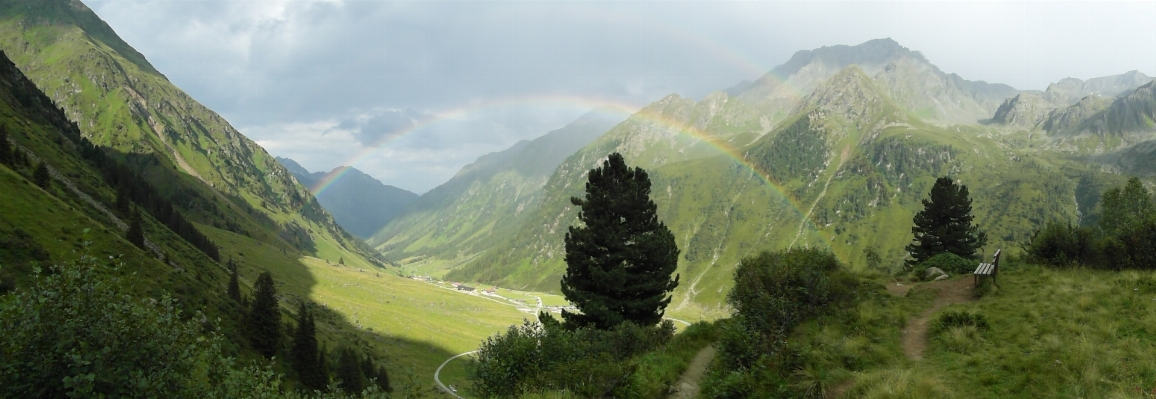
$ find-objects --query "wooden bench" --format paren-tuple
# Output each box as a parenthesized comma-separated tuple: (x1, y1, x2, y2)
(973, 248, 1001, 288)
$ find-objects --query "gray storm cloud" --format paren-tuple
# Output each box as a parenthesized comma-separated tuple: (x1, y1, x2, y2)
(85, 0, 1156, 193)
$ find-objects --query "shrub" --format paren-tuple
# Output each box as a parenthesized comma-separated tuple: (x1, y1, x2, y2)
(930, 310, 989, 336)
(1025, 223, 1097, 267)
(915, 252, 975, 279)
(707, 249, 858, 398)
(0, 251, 285, 398)
(471, 316, 674, 398)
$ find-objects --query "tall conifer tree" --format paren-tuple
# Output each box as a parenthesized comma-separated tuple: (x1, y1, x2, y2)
(0, 127, 11, 165)
(906, 176, 986, 265)
(227, 258, 241, 302)
(336, 347, 363, 393)
(32, 160, 49, 189)
(561, 152, 679, 329)
(247, 271, 281, 358)
(126, 209, 144, 249)
(291, 302, 324, 391)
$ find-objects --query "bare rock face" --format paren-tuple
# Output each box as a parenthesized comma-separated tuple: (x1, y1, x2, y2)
(991, 93, 1054, 128)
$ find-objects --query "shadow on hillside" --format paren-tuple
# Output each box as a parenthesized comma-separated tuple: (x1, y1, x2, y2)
(107, 150, 459, 391)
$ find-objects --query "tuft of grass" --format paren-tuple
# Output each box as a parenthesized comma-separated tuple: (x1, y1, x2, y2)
(845, 367, 957, 399)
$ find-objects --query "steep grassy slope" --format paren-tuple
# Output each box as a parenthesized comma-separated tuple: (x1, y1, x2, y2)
(276, 157, 418, 239)
(0, 0, 379, 264)
(371, 110, 623, 276)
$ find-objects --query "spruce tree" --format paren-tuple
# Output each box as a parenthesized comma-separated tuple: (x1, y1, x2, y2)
(317, 345, 330, 389)
(227, 259, 241, 303)
(291, 302, 324, 391)
(0, 127, 11, 165)
(32, 161, 50, 189)
(906, 176, 987, 266)
(336, 347, 363, 393)
(561, 152, 680, 330)
(247, 271, 281, 358)
(126, 209, 145, 249)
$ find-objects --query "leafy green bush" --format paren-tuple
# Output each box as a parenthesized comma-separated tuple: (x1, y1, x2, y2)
(0, 244, 393, 399)
(471, 315, 674, 398)
(706, 248, 859, 399)
(930, 310, 989, 336)
(919, 252, 976, 276)
(1025, 222, 1097, 267)
(0, 251, 283, 398)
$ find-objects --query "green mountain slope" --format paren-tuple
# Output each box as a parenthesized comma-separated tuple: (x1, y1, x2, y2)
(0, 0, 379, 265)
(442, 57, 1125, 321)
(275, 157, 418, 239)
(369, 109, 624, 276)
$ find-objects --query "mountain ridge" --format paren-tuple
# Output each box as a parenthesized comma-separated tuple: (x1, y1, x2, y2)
(274, 157, 418, 239)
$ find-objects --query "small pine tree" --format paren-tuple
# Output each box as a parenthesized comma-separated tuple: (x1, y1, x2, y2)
(336, 347, 363, 393)
(227, 259, 241, 303)
(291, 302, 324, 391)
(33, 161, 50, 189)
(115, 183, 131, 215)
(126, 209, 145, 249)
(247, 271, 281, 358)
(317, 345, 330, 389)
(360, 355, 390, 392)
(338, 257, 344, 265)
(0, 127, 11, 165)
(906, 177, 987, 266)
(561, 152, 680, 329)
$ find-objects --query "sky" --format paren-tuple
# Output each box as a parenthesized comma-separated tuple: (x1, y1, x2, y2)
(84, 0, 1156, 194)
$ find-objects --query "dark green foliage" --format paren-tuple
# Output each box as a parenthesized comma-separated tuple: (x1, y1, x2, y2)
(471, 317, 674, 398)
(0, 252, 284, 397)
(291, 302, 325, 392)
(0, 126, 11, 165)
(917, 252, 975, 278)
(227, 258, 241, 302)
(708, 248, 859, 398)
(1099, 177, 1155, 234)
(247, 271, 281, 359)
(317, 345, 331, 390)
(126, 208, 144, 249)
(1025, 223, 1097, 266)
(361, 354, 391, 393)
(561, 152, 680, 330)
(757, 117, 828, 183)
(0, 227, 50, 293)
(32, 160, 49, 189)
(114, 182, 131, 215)
(336, 347, 363, 394)
(931, 310, 990, 335)
(906, 177, 987, 266)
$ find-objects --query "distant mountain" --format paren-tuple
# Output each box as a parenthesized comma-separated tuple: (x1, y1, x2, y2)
(991, 71, 1154, 136)
(368, 109, 624, 274)
(274, 157, 417, 239)
(736, 38, 1018, 126)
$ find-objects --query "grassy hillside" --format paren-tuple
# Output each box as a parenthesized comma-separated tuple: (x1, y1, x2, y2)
(442, 64, 1128, 324)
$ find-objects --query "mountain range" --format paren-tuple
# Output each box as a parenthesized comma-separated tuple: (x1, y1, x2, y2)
(275, 157, 418, 239)
(373, 38, 1156, 320)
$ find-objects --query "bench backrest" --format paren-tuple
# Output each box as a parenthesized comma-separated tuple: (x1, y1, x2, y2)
(992, 248, 1002, 274)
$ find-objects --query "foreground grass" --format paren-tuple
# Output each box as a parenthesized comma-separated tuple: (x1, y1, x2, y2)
(925, 265, 1156, 398)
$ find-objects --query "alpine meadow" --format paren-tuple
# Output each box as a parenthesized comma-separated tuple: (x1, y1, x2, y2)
(2, 1, 1156, 398)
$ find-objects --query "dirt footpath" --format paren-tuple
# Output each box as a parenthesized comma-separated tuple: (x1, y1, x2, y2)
(667, 346, 717, 399)
(898, 277, 975, 360)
